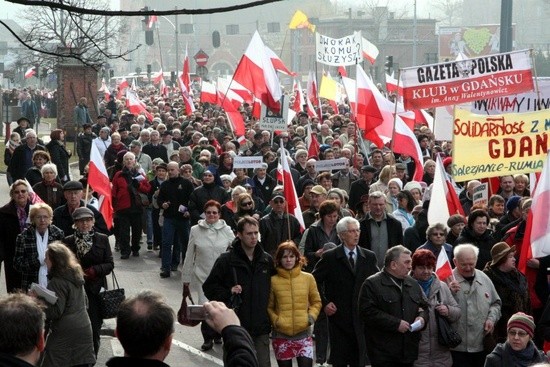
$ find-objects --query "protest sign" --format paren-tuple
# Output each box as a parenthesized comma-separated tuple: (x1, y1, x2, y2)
(400, 49, 534, 110)
(316, 31, 363, 66)
(233, 156, 265, 169)
(314, 158, 348, 171)
(452, 108, 548, 181)
(472, 183, 488, 207)
(260, 95, 289, 131)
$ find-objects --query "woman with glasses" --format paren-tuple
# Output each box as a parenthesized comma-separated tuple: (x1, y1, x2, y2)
(13, 203, 65, 291)
(483, 242, 530, 344)
(411, 249, 460, 367)
(182, 200, 235, 351)
(485, 312, 547, 366)
(225, 193, 260, 233)
(0, 180, 37, 292)
(417, 223, 454, 264)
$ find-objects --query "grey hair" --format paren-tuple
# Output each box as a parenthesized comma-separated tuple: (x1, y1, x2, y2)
(40, 163, 58, 177)
(369, 190, 387, 201)
(384, 245, 411, 268)
(453, 244, 479, 259)
(336, 217, 360, 234)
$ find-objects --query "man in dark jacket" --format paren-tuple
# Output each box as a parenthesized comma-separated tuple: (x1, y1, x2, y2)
(0, 293, 45, 367)
(258, 192, 301, 256)
(203, 216, 274, 367)
(157, 162, 194, 278)
(348, 165, 376, 210)
(106, 291, 259, 367)
(77, 124, 97, 175)
(359, 245, 429, 367)
(313, 217, 379, 367)
(7, 130, 45, 181)
(52, 181, 109, 237)
(359, 191, 403, 268)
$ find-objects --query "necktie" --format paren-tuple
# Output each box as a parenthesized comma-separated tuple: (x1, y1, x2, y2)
(349, 251, 355, 268)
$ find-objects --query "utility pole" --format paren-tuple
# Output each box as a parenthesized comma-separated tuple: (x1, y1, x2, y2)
(500, 0, 513, 52)
(175, 6, 179, 73)
(412, 0, 417, 65)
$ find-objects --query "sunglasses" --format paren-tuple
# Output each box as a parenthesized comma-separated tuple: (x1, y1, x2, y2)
(13, 190, 28, 194)
(241, 201, 253, 207)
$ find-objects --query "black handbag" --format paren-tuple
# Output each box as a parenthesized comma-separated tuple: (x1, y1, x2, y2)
(99, 271, 125, 319)
(435, 293, 462, 348)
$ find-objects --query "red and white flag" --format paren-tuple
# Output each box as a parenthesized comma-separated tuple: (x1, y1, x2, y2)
(291, 79, 305, 113)
(88, 142, 113, 229)
(217, 91, 245, 136)
(428, 155, 465, 225)
(178, 45, 196, 116)
(126, 89, 153, 121)
(362, 37, 380, 64)
(306, 123, 320, 159)
(393, 115, 424, 182)
(356, 65, 384, 147)
(217, 77, 245, 109)
(232, 31, 282, 113)
(338, 66, 347, 77)
(264, 45, 295, 76)
(200, 80, 218, 104)
(99, 78, 110, 101)
(435, 249, 453, 281)
(279, 147, 305, 231)
(24, 67, 36, 79)
(159, 78, 168, 97)
(385, 72, 403, 96)
(116, 78, 128, 99)
(307, 71, 321, 117)
(153, 69, 163, 85)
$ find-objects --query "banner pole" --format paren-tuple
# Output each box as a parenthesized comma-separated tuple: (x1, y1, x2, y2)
(389, 69, 401, 153)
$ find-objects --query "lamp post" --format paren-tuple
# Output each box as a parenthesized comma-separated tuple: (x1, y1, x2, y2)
(412, 0, 417, 66)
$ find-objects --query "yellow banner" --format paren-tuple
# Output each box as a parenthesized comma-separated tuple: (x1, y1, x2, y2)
(452, 108, 549, 181)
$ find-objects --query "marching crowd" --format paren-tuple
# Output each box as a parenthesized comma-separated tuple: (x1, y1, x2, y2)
(0, 84, 550, 367)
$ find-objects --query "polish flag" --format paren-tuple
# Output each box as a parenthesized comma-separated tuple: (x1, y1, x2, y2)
(116, 78, 128, 99)
(230, 80, 253, 104)
(291, 79, 305, 113)
(159, 78, 168, 97)
(280, 146, 305, 231)
(201, 80, 218, 104)
(385, 72, 403, 96)
(126, 89, 153, 121)
(179, 45, 196, 115)
(413, 109, 434, 131)
(99, 78, 110, 101)
(232, 31, 282, 113)
(153, 69, 163, 84)
(362, 37, 380, 64)
(147, 15, 158, 30)
(24, 67, 36, 79)
(356, 65, 384, 147)
(393, 115, 424, 181)
(307, 71, 321, 117)
(217, 91, 245, 136)
(435, 249, 453, 281)
(88, 142, 113, 229)
(338, 66, 347, 77)
(428, 155, 465, 225)
(306, 123, 320, 159)
(264, 46, 295, 76)
(217, 77, 245, 109)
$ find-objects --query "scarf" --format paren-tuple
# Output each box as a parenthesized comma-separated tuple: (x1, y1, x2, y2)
(506, 341, 538, 367)
(417, 275, 435, 297)
(17, 205, 28, 232)
(75, 229, 95, 259)
(398, 208, 415, 226)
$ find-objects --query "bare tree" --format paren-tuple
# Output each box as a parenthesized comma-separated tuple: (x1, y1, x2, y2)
(14, 0, 131, 69)
(432, 0, 464, 26)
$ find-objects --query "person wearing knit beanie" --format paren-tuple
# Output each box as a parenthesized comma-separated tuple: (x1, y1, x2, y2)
(485, 312, 548, 365)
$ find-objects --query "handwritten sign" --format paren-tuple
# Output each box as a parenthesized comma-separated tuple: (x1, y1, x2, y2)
(472, 183, 488, 207)
(260, 95, 289, 131)
(315, 31, 363, 66)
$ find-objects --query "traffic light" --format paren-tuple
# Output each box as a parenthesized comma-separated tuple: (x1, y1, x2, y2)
(141, 6, 150, 30)
(385, 55, 393, 74)
(212, 31, 220, 48)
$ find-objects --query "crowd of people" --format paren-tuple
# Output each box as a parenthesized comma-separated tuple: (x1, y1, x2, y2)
(1, 83, 550, 367)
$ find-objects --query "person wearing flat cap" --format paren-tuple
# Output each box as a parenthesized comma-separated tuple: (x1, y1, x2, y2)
(349, 165, 377, 208)
(484, 312, 547, 366)
(53, 181, 109, 237)
(483, 242, 530, 344)
(63, 207, 114, 356)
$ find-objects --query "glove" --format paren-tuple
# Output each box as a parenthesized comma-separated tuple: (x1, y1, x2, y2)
(132, 179, 140, 188)
(84, 267, 97, 281)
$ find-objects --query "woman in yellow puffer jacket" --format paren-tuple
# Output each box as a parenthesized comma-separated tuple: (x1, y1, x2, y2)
(268, 241, 322, 367)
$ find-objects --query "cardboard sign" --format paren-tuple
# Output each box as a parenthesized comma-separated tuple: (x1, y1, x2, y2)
(472, 183, 488, 207)
(315, 31, 363, 66)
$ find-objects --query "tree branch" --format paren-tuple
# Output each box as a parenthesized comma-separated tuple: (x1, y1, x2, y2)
(5, 0, 283, 16)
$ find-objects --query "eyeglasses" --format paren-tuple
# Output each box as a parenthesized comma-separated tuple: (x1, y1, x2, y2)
(205, 211, 219, 215)
(507, 330, 529, 338)
(35, 215, 50, 220)
(345, 229, 361, 233)
(241, 201, 253, 207)
(13, 190, 27, 194)
(431, 232, 446, 237)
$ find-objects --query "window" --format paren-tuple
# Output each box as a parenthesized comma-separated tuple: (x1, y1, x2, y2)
(226, 24, 239, 35)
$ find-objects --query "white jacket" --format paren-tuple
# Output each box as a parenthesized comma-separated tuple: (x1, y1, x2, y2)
(182, 219, 235, 285)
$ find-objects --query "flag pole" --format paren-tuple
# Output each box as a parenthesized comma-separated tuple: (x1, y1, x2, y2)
(389, 69, 402, 153)
(155, 22, 165, 74)
(280, 152, 292, 241)
(85, 183, 90, 205)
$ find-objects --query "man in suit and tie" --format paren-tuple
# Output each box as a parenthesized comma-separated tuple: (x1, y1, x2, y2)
(313, 217, 379, 367)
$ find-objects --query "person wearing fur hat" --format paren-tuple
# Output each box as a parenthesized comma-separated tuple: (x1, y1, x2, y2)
(484, 312, 547, 366)
(483, 242, 531, 344)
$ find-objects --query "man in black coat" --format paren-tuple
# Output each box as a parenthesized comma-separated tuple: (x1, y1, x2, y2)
(313, 217, 379, 367)
(359, 245, 429, 367)
(76, 124, 97, 175)
(348, 165, 376, 210)
(203, 217, 274, 367)
(188, 170, 229, 225)
(7, 130, 45, 181)
(359, 191, 403, 268)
